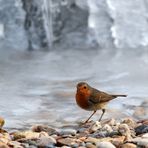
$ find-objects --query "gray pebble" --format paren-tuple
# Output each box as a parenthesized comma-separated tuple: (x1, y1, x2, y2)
(96, 141, 116, 148)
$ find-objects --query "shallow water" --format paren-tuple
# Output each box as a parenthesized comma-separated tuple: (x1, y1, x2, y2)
(0, 48, 148, 130)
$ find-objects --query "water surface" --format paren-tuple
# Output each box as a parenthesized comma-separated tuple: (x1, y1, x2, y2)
(0, 48, 147, 129)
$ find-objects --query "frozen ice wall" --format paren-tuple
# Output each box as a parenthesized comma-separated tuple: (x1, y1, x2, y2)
(0, 0, 28, 50)
(1, 0, 148, 50)
(88, 0, 148, 49)
(87, 0, 114, 48)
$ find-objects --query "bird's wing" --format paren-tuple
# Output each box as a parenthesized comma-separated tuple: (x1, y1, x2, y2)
(88, 88, 115, 104)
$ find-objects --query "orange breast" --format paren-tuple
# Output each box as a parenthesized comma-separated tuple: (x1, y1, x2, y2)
(76, 92, 90, 110)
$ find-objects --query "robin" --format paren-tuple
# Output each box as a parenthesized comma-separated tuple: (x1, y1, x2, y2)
(75, 82, 127, 123)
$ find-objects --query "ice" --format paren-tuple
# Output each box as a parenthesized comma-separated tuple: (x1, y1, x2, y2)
(42, 0, 53, 48)
(0, 24, 4, 38)
(87, 0, 114, 48)
(87, 0, 148, 49)
(107, 0, 148, 48)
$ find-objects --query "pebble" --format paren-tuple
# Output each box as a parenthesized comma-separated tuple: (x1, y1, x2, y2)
(96, 141, 116, 148)
(142, 133, 148, 138)
(130, 137, 148, 147)
(0, 117, 147, 147)
(0, 117, 5, 129)
(13, 131, 40, 140)
(7, 141, 22, 148)
(110, 136, 125, 147)
(0, 141, 9, 148)
(57, 137, 76, 147)
(89, 121, 102, 133)
(118, 124, 132, 140)
(37, 135, 56, 147)
(59, 128, 77, 136)
(93, 131, 108, 138)
(135, 124, 148, 135)
(86, 137, 112, 144)
(122, 118, 137, 128)
(102, 124, 113, 133)
(86, 142, 96, 148)
(121, 143, 137, 148)
(102, 118, 117, 126)
(31, 125, 57, 135)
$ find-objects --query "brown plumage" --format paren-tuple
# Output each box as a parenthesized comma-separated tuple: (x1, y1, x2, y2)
(75, 82, 127, 123)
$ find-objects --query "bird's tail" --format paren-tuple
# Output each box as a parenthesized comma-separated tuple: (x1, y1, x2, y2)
(112, 94, 127, 98)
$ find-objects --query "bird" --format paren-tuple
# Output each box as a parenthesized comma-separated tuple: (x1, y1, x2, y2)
(75, 82, 127, 123)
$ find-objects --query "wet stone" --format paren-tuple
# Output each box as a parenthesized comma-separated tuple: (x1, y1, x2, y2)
(0, 141, 9, 148)
(110, 136, 125, 147)
(0, 117, 5, 129)
(121, 143, 137, 148)
(36, 135, 56, 147)
(102, 124, 113, 133)
(59, 128, 77, 136)
(7, 141, 22, 148)
(142, 133, 148, 138)
(96, 141, 116, 148)
(31, 125, 57, 135)
(1, 118, 148, 147)
(135, 124, 148, 135)
(85, 142, 97, 148)
(130, 137, 148, 147)
(57, 137, 77, 147)
(108, 131, 120, 137)
(89, 121, 102, 133)
(122, 118, 137, 128)
(118, 124, 132, 141)
(92, 131, 108, 138)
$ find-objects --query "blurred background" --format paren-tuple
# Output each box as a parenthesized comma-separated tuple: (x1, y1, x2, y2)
(0, 0, 148, 130)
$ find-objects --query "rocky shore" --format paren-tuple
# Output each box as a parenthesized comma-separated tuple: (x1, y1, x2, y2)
(0, 117, 148, 148)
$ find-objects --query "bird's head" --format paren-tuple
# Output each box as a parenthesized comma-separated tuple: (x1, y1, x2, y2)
(76, 82, 91, 95)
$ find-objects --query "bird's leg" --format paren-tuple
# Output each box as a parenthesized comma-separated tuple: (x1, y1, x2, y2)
(99, 109, 105, 122)
(85, 111, 97, 123)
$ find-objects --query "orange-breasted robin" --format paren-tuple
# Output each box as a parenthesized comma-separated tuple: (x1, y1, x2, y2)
(75, 82, 127, 123)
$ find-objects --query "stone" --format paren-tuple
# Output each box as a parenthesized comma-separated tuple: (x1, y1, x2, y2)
(31, 125, 57, 135)
(89, 121, 102, 133)
(2, 133, 11, 141)
(85, 142, 96, 148)
(108, 131, 119, 137)
(0, 117, 5, 129)
(96, 141, 116, 148)
(118, 124, 132, 141)
(110, 136, 125, 147)
(57, 138, 76, 147)
(59, 128, 77, 136)
(20, 143, 30, 148)
(130, 137, 148, 147)
(13, 131, 40, 140)
(121, 143, 137, 148)
(0, 141, 9, 148)
(133, 107, 146, 118)
(122, 118, 137, 128)
(37, 135, 56, 147)
(102, 118, 117, 126)
(102, 124, 113, 133)
(85, 137, 112, 144)
(135, 124, 148, 135)
(142, 133, 148, 138)
(141, 119, 148, 125)
(7, 141, 22, 148)
(137, 119, 148, 127)
(93, 131, 108, 138)
(0, 137, 9, 144)
(61, 146, 71, 148)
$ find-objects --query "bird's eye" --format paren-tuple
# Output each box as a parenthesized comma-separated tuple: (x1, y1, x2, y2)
(83, 86, 87, 89)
